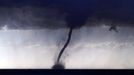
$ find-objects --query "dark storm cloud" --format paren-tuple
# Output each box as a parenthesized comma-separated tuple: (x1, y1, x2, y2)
(0, 0, 134, 29)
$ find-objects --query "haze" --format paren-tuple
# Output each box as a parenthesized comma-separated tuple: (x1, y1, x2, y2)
(0, 26, 134, 69)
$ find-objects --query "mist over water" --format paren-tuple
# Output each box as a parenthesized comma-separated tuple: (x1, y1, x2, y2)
(0, 26, 134, 69)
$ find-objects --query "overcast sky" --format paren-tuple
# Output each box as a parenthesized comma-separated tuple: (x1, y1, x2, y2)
(0, 0, 134, 69)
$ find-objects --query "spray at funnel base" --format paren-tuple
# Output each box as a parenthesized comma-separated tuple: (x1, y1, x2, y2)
(52, 63, 65, 69)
